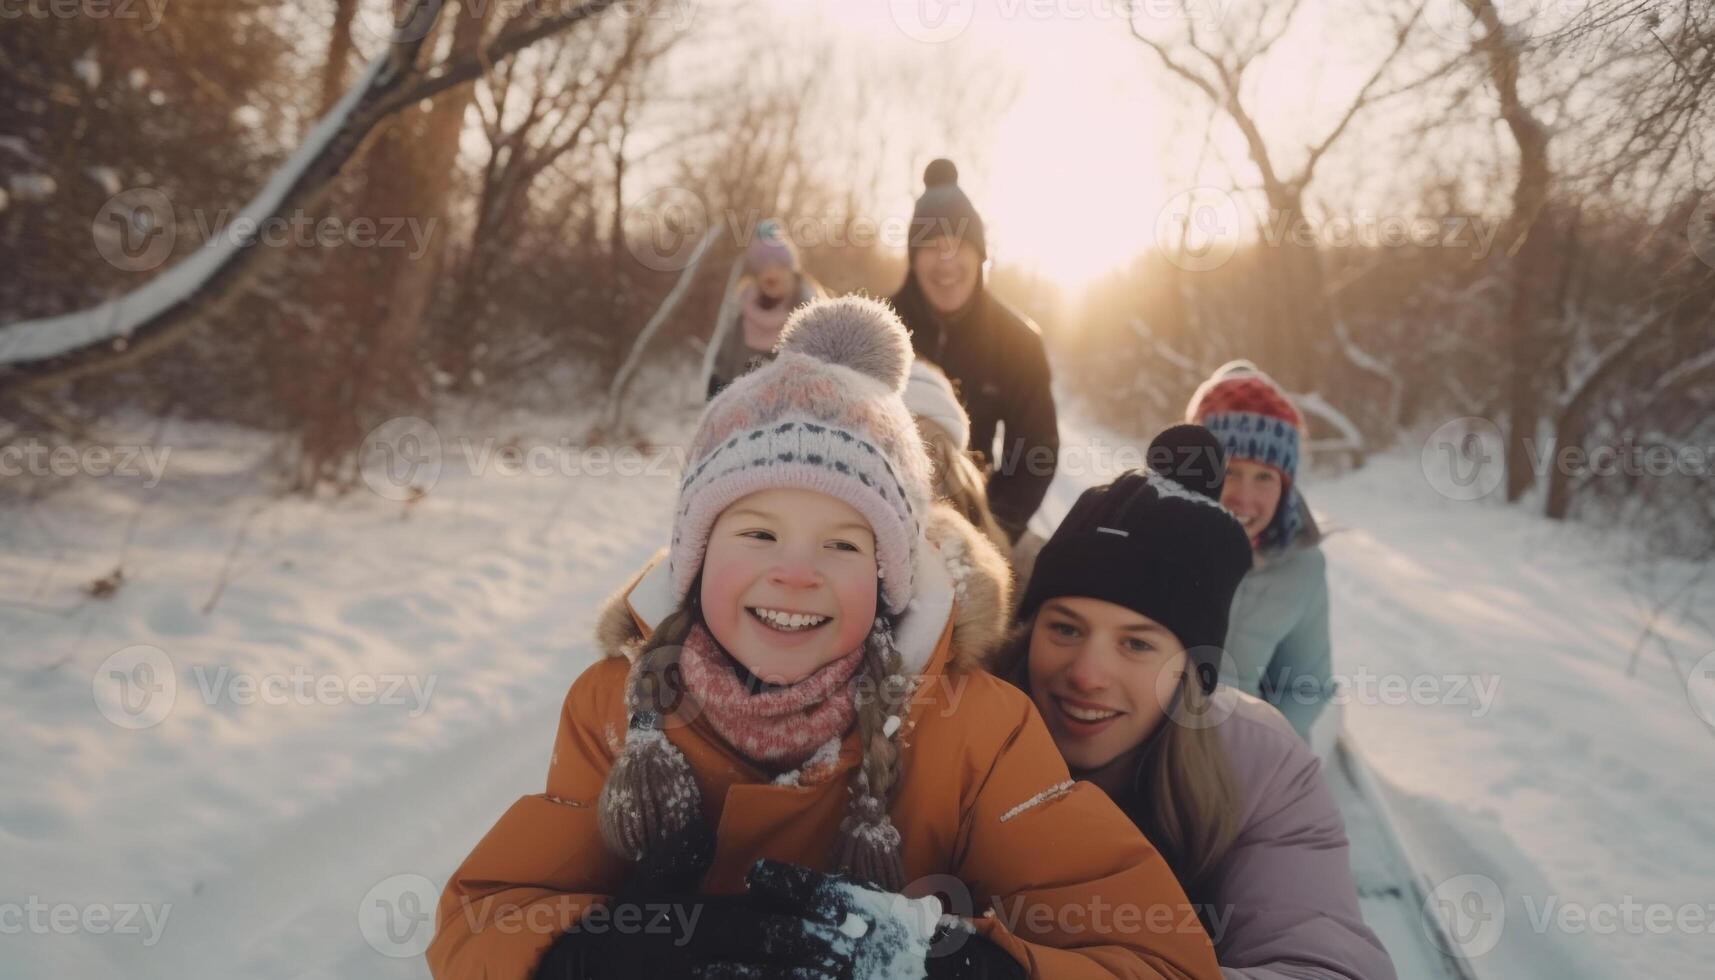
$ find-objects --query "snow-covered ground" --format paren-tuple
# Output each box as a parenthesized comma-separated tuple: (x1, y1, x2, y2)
(4, 399, 1712, 978)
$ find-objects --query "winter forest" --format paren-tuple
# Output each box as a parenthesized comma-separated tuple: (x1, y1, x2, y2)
(3, 0, 1713, 978)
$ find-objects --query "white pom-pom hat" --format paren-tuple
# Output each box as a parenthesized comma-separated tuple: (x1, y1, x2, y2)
(669, 296, 932, 614)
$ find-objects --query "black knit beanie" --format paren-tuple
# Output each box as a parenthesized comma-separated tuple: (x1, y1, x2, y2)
(1017, 424, 1253, 692)
(909, 159, 987, 260)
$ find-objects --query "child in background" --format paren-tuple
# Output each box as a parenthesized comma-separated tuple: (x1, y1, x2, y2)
(1186, 361, 1331, 742)
(903, 359, 1010, 557)
(705, 218, 824, 399)
(427, 298, 1221, 980)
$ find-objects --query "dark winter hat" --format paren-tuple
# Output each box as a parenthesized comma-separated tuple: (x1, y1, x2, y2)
(909, 159, 987, 260)
(1017, 425, 1252, 692)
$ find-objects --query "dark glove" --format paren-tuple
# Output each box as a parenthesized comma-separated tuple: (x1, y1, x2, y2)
(926, 918, 1027, 980)
(746, 860, 1022, 980)
(534, 887, 857, 980)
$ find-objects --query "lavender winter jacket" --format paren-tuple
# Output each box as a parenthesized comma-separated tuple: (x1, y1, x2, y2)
(1205, 690, 1395, 980)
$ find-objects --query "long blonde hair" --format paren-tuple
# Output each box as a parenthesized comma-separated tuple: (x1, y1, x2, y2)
(989, 616, 1240, 900)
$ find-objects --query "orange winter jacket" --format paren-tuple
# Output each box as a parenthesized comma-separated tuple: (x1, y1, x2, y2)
(426, 504, 1221, 980)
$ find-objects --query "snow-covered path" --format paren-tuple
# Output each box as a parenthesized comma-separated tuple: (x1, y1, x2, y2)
(4, 408, 1712, 978)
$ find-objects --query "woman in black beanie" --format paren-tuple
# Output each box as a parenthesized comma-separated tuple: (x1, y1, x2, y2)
(890, 159, 1059, 546)
(987, 424, 1395, 980)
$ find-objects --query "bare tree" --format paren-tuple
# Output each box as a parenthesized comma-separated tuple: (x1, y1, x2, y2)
(1126, 0, 1442, 388)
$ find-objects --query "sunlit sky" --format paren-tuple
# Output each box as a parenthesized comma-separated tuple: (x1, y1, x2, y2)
(763, 0, 1400, 291)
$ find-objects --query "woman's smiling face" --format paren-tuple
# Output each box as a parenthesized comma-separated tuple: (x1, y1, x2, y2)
(700, 488, 879, 685)
(1025, 597, 1189, 773)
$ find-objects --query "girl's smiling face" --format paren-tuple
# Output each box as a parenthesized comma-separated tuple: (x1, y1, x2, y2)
(1026, 597, 1189, 774)
(700, 488, 879, 684)
(1220, 458, 1283, 545)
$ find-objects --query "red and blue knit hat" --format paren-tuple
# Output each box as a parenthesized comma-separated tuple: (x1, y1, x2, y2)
(1187, 360, 1306, 550)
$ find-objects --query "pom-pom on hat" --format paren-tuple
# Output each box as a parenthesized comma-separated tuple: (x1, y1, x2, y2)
(669, 296, 932, 614)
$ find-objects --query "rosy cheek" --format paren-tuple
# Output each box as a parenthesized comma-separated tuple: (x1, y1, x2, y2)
(829, 568, 878, 650)
(699, 554, 750, 646)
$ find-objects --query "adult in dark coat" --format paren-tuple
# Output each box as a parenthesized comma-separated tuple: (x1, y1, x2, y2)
(889, 159, 1059, 544)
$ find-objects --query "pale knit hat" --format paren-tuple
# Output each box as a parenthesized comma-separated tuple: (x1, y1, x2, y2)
(669, 296, 932, 615)
(745, 218, 800, 274)
(903, 360, 970, 453)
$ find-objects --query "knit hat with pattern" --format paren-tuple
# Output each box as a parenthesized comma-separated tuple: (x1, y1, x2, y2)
(669, 295, 932, 615)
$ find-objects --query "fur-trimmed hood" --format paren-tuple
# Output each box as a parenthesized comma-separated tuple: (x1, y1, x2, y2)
(595, 502, 1012, 676)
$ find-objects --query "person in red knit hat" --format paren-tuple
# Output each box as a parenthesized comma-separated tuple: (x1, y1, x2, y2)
(1186, 361, 1331, 743)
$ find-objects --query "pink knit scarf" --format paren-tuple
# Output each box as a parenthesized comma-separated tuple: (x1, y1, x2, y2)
(679, 623, 862, 768)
